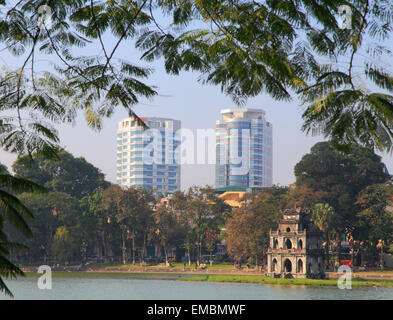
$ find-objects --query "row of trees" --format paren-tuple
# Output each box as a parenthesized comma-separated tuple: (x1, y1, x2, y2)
(5, 151, 231, 266)
(6, 142, 393, 270)
(10, 186, 230, 266)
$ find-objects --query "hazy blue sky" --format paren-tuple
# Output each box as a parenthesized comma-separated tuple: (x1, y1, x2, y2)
(1, 15, 392, 190)
(2, 61, 393, 190)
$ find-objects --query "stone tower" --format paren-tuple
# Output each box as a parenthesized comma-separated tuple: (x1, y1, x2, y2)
(267, 209, 325, 278)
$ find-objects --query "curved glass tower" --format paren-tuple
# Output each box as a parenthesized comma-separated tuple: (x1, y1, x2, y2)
(215, 108, 272, 191)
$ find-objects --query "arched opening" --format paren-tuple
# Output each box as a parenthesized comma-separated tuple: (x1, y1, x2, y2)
(273, 239, 278, 249)
(286, 227, 291, 232)
(297, 259, 303, 273)
(285, 239, 292, 249)
(284, 259, 292, 273)
(298, 239, 303, 249)
(272, 259, 277, 272)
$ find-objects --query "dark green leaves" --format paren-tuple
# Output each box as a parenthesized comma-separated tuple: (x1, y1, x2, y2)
(0, 171, 46, 296)
(134, 0, 393, 152)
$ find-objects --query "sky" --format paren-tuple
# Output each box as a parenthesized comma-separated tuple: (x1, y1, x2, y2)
(1, 8, 393, 190)
(2, 62, 393, 190)
(0, 58, 326, 190)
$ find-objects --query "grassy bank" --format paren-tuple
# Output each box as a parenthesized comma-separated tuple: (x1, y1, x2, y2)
(178, 274, 393, 287)
(21, 271, 393, 287)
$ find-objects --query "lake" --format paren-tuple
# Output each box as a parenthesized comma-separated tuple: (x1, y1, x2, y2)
(1, 273, 393, 300)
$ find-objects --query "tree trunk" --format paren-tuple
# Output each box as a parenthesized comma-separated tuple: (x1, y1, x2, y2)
(121, 227, 127, 265)
(209, 251, 213, 266)
(140, 235, 147, 265)
(336, 237, 342, 270)
(325, 233, 330, 269)
(187, 248, 191, 266)
(165, 247, 169, 266)
(122, 238, 127, 265)
(103, 234, 108, 263)
(132, 237, 136, 265)
(350, 241, 355, 269)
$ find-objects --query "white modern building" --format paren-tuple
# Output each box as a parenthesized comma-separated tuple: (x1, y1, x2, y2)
(116, 116, 181, 194)
(216, 108, 273, 191)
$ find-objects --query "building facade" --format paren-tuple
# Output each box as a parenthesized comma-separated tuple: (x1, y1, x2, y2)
(116, 116, 181, 194)
(215, 108, 273, 191)
(267, 209, 325, 278)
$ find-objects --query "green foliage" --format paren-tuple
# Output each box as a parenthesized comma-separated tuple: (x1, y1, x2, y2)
(178, 186, 231, 264)
(15, 191, 82, 263)
(136, 0, 393, 151)
(99, 185, 156, 264)
(312, 202, 337, 265)
(295, 141, 390, 233)
(13, 150, 110, 199)
(51, 226, 78, 264)
(295, 141, 393, 264)
(153, 204, 185, 264)
(0, 0, 156, 142)
(355, 184, 393, 248)
(225, 186, 288, 262)
(0, 70, 62, 158)
(0, 166, 45, 296)
(312, 203, 337, 234)
(0, 1, 392, 152)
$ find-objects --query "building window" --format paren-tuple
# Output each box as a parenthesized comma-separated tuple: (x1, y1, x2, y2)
(298, 259, 303, 273)
(284, 259, 292, 273)
(272, 259, 277, 272)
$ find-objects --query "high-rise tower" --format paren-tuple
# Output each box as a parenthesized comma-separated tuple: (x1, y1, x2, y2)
(116, 116, 181, 193)
(215, 108, 272, 191)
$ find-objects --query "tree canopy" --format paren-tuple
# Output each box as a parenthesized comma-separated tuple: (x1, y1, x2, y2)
(12, 150, 110, 198)
(295, 141, 390, 238)
(225, 186, 288, 263)
(0, 0, 392, 154)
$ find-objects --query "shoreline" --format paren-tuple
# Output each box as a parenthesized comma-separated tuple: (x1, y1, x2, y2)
(20, 268, 393, 288)
(177, 274, 393, 288)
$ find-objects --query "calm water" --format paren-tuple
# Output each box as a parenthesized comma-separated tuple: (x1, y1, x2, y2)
(1, 274, 393, 300)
